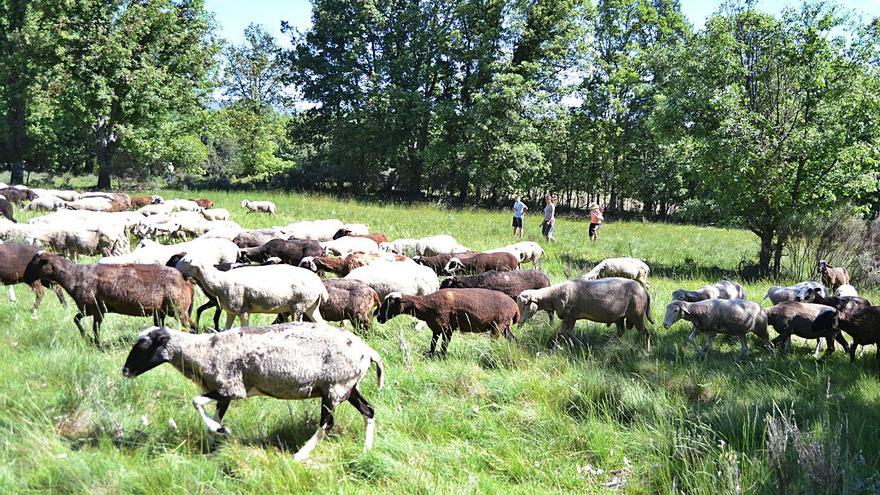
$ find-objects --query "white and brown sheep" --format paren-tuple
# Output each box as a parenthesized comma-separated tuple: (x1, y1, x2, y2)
(121, 324, 384, 460)
(765, 302, 843, 358)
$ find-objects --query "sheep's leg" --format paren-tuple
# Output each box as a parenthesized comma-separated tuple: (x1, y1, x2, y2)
(347, 387, 376, 452)
(849, 344, 858, 363)
(73, 313, 88, 339)
(192, 394, 230, 436)
(688, 327, 701, 354)
(440, 328, 453, 355)
(737, 335, 749, 360)
(195, 300, 216, 327)
(428, 330, 441, 356)
(7, 285, 16, 303)
(29, 283, 44, 318)
(294, 395, 335, 461)
(813, 339, 824, 358)
(701, 332, 716, 357)
(239, 313, 250, 328)
(834, 333, 850, 353)
(92, 314, 103, 348)
(53, 285, 67, 308)
(224, 312, 236, 330)
(302, 298, 325, 325)
(213, 308, 223, 331)
(614, 319, 625, 337)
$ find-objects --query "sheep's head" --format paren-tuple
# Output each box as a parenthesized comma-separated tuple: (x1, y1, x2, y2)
(663, 301, 689, 328)
(122, 327, 172, 378)
(377, 292, 406, 324)
(151, 195, 164, 204)
(516, 291, 540, 323)
(175, 256, 208, 280)
(796, 287, 821, 302)
(332, 228, 352, 240)
(440, 277, 461, 289)
(237, 248, 252, 263)
(299, 256, 318, 272)
(240, 199, 249, 208)
(166, 252, 187, 268)
(670, 289, 688, 301)
(818, 260, 828, 274)
(443, 257, 463, 274)
(23, 252, 59, 284)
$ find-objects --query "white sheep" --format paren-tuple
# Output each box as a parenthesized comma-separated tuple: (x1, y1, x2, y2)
(486, 241, 545, 266)
(416, 235, 470, 256)
(321, 236, 380, 257)
(99, 238, 238, 266)
(281, 219, 344, 241)
(663, 299, 772, 359)
(138, 203, 177, 216)
(66, 197, 114, 212)
(765, 282, 827, 304)
(379, 238, 421, 256)
(241, 199, 276, 215)
(121, 324, 384, 460)
(176, 256, 327, 328)
(581, 257, 650, 288)
(834, 284, 859, 297)
(201, 208, 230, 221)
(344, 261, 440, 298)
(164, 199, 203, 212)
(23, 195, 68, 212)
(31, 188, 81, 202)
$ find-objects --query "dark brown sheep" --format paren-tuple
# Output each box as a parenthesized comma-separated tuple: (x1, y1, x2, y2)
(332, 228, 390, 244)
(765, 302, 844, 358)
(23, 252, 194, 346)
(412, 252, 477, 275)
(0, 197, 15, 222)
(190, 198, 214, 208)
(440, 269, 551, 300)
(299, 252, 411, 277)
(840, 307, 880, 364)
(377, 288, 520, 356)
(0, 187, 36, 206)
(130, 195, 158, 208)
(322, 279, 381, 330)
(0, 243, 66, 314)
(238, 238, 324, 265)
(444, 252, 519, 275)
(818, 260, 850, 290)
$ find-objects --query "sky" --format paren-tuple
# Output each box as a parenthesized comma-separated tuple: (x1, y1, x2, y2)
(206, 0, 880, 44)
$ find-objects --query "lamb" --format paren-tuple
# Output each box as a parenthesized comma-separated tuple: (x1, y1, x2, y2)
(413, 252, 476, 275)
(238, 238, 324, 265)
(319, 279, 381, 330)
(581, 257, 650, 288)
(23, 252, 194, 345)
(764, 282, 827, 304)
(175, 256, 328, 329)
(121, 323, 384, 460)
(836, 307, 880, 364)
(23, 195, 68, 212)
(765, 302, 844, 358)
(662, 299, 772, 359)
(818, 260, 850, 290)
(835, 284, 859, 298)
(300, 252, 412, 277)
(201, 208, 230, 221)
(440, 269, 551, 300)
(240, 199, 276, 215)
(377, 289, 520, 355)
(99, 238, 238, 266)
(0, 242, 66, 316)
(0, 197, 15, 222)
(518, 277, 653, 346)
(332, 228, 389, 244)
(321, 236, 380, 257)
(671, 280, 745, 302)
(486, 241, 545, 266)
(444, 252, 519, 275)
(190, 198, 214, 209)
(344, 261, 440, 298)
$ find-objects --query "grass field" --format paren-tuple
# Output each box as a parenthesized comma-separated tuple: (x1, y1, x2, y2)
(2, 190, 880, 494)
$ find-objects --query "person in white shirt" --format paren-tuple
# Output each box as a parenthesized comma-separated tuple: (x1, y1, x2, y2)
(512, 196, 528, 238)
(542, 195, 556, 242)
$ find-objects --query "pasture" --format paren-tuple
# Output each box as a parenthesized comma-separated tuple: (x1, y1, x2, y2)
(1, 191, 879, 494)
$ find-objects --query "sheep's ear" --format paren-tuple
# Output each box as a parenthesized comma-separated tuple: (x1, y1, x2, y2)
(679, 304, 690, 314)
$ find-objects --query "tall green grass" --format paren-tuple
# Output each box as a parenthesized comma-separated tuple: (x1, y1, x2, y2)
(1, 190, 879, 494)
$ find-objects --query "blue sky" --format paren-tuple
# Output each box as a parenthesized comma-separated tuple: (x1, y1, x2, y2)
(206, 0, 880, 44)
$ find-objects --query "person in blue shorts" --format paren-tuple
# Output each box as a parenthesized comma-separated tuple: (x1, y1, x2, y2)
(512, 196, 528, 238)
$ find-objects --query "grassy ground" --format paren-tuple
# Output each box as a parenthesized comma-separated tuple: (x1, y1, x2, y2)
(2, 190, 880, 494)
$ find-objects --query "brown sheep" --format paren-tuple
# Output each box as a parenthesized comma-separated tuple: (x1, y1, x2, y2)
(840, 307, 880, 364)
(412, 252, 477, 275)
(130, 195, 161, 208)
(300, 252, 411, 277)
(332, 228, 389, 244)
(0, 197, 15, 222)
(818, 260, 850, 290)
(23, 252, 194, 346)
(765, 302, 843, 358)
(0, 187, 36, 206)
(377, 288, 520, 356)
(190, 198, 214, 209)
(0, 242, 66, 315)
(322, 279, 381, 330)
(440, 269, 551, 300)
(444, 252, 519, 275)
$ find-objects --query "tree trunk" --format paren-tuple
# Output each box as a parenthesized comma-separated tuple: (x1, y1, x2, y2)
(758, 229, 775, 277)
(95, 116, 117, 190)
(772, 235, 785, 278)
(5, 1, 28, 186)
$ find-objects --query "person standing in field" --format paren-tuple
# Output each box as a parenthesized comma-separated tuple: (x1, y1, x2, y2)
(512, 196, 528, 238)
(541, 195, 556, 242)
(589, 203, 604, 241)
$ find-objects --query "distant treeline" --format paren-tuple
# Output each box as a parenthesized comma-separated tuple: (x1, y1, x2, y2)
(1, 0, 879, 274)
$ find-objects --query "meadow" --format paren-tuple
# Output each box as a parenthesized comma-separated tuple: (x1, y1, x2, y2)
(1, 190, 879, 494)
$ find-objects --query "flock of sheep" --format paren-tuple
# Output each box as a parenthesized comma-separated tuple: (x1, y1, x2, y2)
(0, 184, 876, 460)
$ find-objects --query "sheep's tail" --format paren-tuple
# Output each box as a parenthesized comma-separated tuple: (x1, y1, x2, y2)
(645, 290, 655, 325)
(368, 346, 385, 391)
